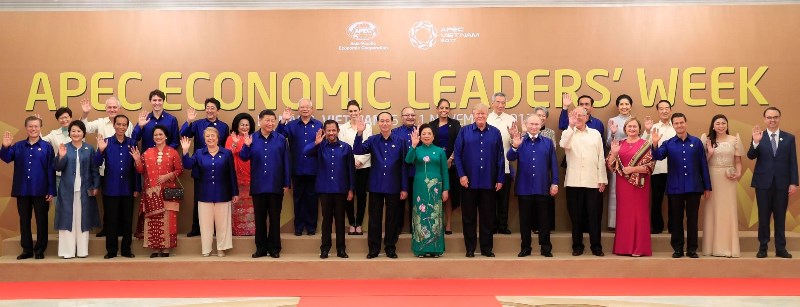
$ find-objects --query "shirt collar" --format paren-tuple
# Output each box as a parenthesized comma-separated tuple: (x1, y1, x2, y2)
(767, 129, 781, 137)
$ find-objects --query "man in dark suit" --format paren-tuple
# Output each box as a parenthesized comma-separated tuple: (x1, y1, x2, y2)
(748, 106, 798, 259)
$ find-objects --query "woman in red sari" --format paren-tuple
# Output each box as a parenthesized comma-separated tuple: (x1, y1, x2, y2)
(607, 117, 655, 257)
(132, 125, 183, 258)
(225, 113, 255, 236)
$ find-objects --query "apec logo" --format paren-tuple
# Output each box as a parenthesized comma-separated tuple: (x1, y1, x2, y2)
(347, 21, 378, 41)
(409, 21, 437, 50)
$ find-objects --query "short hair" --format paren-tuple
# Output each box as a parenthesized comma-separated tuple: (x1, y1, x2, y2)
(298, 98, 313, 108)
(577, 95, 594, 104)
(533, 106, 549, 118)
(418, 123, 434, 136)
(763, 106, 781, 117)
(324, 119, 339, 130)
(203, 127, 220, 138)
(401, 106, 414, 114)
(526, 114, 543, 124)
(231, 112, 255, 135)
(259, 109, 276, 120)
(671, 112, 687, 123)
(615, 94, 633, 107)
(55, 107, 73, 120)
(24, 116, 42, 127)
(346, 100, 361, 110)
(472, 103, 489, 112)
(149, 89, 165, 101)
(623, 117, 642, 135)
(114, 114, 130, 125)
(68, 120, 86, 137)
(153, 124, 170, 139)
(106, 96, 121, 107)
(437, 98, 450, 108)
(377, 111, 393, 121)
(492, 92, 506, 101)
(656, 100, 672, 109)
(204, 98, 221, 110)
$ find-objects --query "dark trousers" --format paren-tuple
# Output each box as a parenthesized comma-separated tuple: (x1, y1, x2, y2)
(448, 168, 462, 209)
(293, 175, 318, 234)
(16, 196, 49, 255)
(103, 196, 134, 255)
(650, 173, 669, 233)
(346, 168, 369, 227)
(756, 181, 789, 252)
(566, 187, 602, 253)
(367, 193, 401, 254)
(532, 196, 556, 231)
(669, 193, 701, 253)
(462, 189, 496, 253)
(253, 193, 284, 254)
(319, 193, 346, 252)
(496, 173, 512, 230)
(190, 178, 200, 233)
(519, 195, 551, 253)
(398, 177, 414, 233)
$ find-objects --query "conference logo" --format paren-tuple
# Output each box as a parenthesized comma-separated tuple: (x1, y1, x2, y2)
(339, 21, 389, 51)
(409, 21, 481, 50)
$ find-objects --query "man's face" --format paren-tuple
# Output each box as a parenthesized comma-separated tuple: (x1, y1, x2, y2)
(377, 114, 393, 133)
(260, 115, 276, 133)
(526, 116, 542, 135)
(106, 99, 121, 119)
(672, 116, 687, 135)
(298, 100, 313, 117)
(657, 102, 672, 121)
(491, 96, 507, 114)
(325, 123, 339, 142)
(26, 119, 42, 138)
(205, 103, 219, 120)
(114, 118, 129, 136)
(577, 97, 593, 115)
(473, 107, 488, 126)
(150, 95, 164, 112)
(401, 108, 416, 126)
(764, 109, 781, 130)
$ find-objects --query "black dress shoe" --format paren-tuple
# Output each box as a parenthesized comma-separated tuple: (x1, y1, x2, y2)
(592, 251, 605, 257)
(96, 230, 106, 237)
(320, 250, 329, 259)
(104, 253, 117, 259)
(386, 251, 398, 259)
(186, 230, 200, 237)
(251, 250, 269, 258)
(294, 232, 303, 236)
(150, 253, 160, 258)
(497, 228, 512, 235)
(572, 250, 583, 256)
(481, 252, 496, 257)
(121, 252, 135, 258)
(672, 251, 684, 258)
(337, 251, 349, 258)
(687, 252, 699, 258)
(17, 253, 33, 260)
(307, 231, 316, 236)
(270, 252, 280, 258)
(541, 251, 553, 258)
(160, 253, 170, 257)
(366, 253, 379, 259)
(517, 249, 532, 257)
(465, 251, 475, 258)
(34, 253, 45, 259)
(776, 250, 793, 258)
(756, 250, 768, 258)
(445, 230, 453, 235)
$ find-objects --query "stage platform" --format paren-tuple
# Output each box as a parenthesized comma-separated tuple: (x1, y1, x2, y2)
(1, 231, 798, 282)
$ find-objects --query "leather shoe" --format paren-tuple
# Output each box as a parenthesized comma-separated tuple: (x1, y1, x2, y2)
(517, 249, 532, 257)
(776, 250, 793, 258)
(687, 252, 699, 258)
(186, 230, 200, 237)
(366, 253, 379, 259)
(104, 253, 116, 259)
(481, 251, 496, 257)
(672, 251, 684, 258)
(307, 231, 316, 236)
(121, 252, 135, 258)
(34, 253, 44, 259)
(465, 251, 475, 258)
(270, 252, 280, 258)
(320, 250, 329, 259)
(150, 253, 160, 258)
(96, 230, 106, 237)
(497, 228, 512, 235)
(16, 253, 33, 260)
(756, 250, 768, 258)
(160, 253, 170, 257)
(592, 250, 605, 257)
(541, 251, 553, 258)
(386, 251, 398, 259)
(251, 250, 269, 258)
(337, 251, 349, 258)
(445, 230, 453, 235)
(572, 250, 583, 256)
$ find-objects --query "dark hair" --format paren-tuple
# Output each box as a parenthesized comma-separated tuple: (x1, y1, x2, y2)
(24, 116, 42, 127)
(231, 112, 255, 135)
(656, 100, 672, 109)
(153, 124, 170, 139)
(615, 94, 633, 107)
(324, 119, 339, 130)
(418, 123, 433, 136)
(204, 98, 221, 110)
(346, 100, 361, 110)
(577, 95, 594, 104)
(259, 109, 276, 120)
(437, 98, 450, 108)
(377, 111, 393, 121)
(114, 114, 130, 126)
(707, 114, 728, 148)
(67, 120, 86, 137)
(149, 89, 165, 101)
(763, 106, 781, 117)
(671, 112, 687, 124)
(55, 107, 73, 120)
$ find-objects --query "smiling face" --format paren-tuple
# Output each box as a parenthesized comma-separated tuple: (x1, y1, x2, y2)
(205, 102, 219, 120)
(204, 129, 219, 148)
(617, 97, 632, 116)
(672, 116, 687, 135)
(713, 117, 728, 135)
(150, 95, 164, 112)
(526, 115, 542, 135)
(237, 118, 250, 135)
(437, 100, 450, 118)
(420, 127, 434, 145)
(401, 107, 416, 126)
(114, 117, 129, 137)
(325, 122, 339, 143)
(298, 99, 313, 118)
(25, 118, 42, 139)
(473, 106, 488, 127)
(625, 120, 640, 137)
(57, 112, 72, 128)
(657, 101, 672, 122)
(764, 109, 780, 131)
(347, 105, 361, 122)
(105, 98, 121, 119)
(491, 95, 507, 114)
(69, 125, 84, 142)
(152, 128, 166, 146)
(260, 114, 276, 134)
(377, 113, 393, 133)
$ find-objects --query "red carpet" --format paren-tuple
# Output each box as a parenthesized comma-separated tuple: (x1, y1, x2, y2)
(0, 278, 799, 300)
(299, 296, 502, 307)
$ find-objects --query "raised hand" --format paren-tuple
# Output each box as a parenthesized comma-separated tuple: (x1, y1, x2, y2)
(58, 143, 67, 158)
(2, 131, 12, 148)
(138, 110, 149, 128)
(97, 134, 108, 152)
(314, 128, 324, 145)
(410, 126, 420, 148)
(187, 108, 197, 123)
(80, 98, 92, 114)
(752, 125, 763, 144)
(33, 113, 41, 120)
(643, 116, 654, 132)
(355, 116, 366, 133)
(180, 136, 191, 153)
(243, 134, 253, 146)
(706, 139, 715, 157)
(229, 134, 241, 146)
(568, 109, 578, 127)
(609, 139, 621, 155)
(562, 93, 573, 110)
(609, 119, 618, 135)
(129, 146, 141, 162)
(650, 127, 661, 145)
(511, 126, 522, 149)
(282, 108, 293, 122)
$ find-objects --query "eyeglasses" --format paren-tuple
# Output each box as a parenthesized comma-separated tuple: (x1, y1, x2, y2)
(766, 116, 780, 120)
(402, 114, 415, 117)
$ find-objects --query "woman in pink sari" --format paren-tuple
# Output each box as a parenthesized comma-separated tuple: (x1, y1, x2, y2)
(607, 117, 655, 256)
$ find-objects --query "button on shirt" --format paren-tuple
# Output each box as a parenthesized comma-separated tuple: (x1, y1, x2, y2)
(454, 123, 506, 189)
(651, 134, 712, 194)
(559, 127, 608, 188)
(93, 136, 141, 196)
(240, 131, 291, 194)
(183, 147, 238, 202)
(487, 112, 516, 174)
(392, 125, 416, 178)
(180, 118, 230, 151)
(83, 116, 134, 176)
(339, 121, 372, 169)
(558, 109, 606, 144)
(507, 133, 559, 196)
(642, 121, 676, 174)
(0, 139, 56, 197)
(303, 140, 355, 194)
(278, 118, 323, 176)
(132, 111, 180, 150)
(352, 133, 408, 194)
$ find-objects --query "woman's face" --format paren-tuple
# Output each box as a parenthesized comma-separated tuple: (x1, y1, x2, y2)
(57, 113, 72, 128)
(237, 119, 250, 135)
(153, 129, 166, 146)
(69, 126, 84, 142)
(437, 101, 450, 118)
(625, 121, 640, 137)
(713, 118, 728, 135)
(617, 98, 632, 115)
(204, 131, 219, 148)
(420, 128, 434, 145)
(347, 105, 361, 122)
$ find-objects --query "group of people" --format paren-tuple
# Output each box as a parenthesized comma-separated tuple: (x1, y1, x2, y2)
(1, 89, 796, 260)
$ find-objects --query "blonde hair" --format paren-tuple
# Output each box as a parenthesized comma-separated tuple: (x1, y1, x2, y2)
(623, 117, 642, 136)
(203, 127, 220, 138)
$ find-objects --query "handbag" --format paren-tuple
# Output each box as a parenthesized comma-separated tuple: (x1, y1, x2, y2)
(163, 178, 184, 201)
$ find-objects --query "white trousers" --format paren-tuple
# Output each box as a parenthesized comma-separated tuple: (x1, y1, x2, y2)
(58, 191, 90, 258)
(198, 201, 233, 254)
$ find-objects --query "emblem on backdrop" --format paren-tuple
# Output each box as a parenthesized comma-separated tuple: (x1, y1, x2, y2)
(409, 21, 481, 50)
(339, 21, 389, 51)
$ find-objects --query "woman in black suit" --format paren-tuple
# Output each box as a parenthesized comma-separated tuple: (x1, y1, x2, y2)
(429, 98, 462, 234)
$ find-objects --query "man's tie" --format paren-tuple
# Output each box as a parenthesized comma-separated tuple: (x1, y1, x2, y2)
(771, 133, 778, 155)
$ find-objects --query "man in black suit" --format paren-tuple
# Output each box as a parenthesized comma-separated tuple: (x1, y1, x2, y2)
(748, 106, 798, 259)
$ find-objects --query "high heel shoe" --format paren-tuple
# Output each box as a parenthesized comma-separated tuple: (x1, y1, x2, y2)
(348, 226, 356, 235)
(355, 226, 363, 235)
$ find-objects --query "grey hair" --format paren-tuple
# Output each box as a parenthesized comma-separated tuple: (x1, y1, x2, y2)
(492, 92, 506, 101)
(533, 107, 549, 118)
